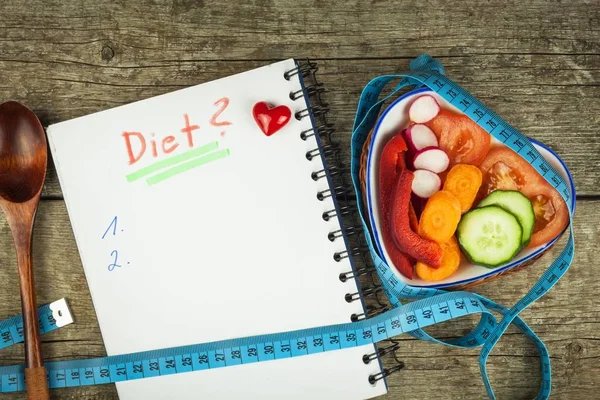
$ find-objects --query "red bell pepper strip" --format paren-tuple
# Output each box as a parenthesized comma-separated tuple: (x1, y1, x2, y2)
(379, 134, 415, 279)
(408, 197, 420, 231)
(391, 170, 443, 267)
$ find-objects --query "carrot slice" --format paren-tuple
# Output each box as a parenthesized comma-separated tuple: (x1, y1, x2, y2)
(418, 190, 461, 244)
(416, 236, 461, 281)
(443, 164, 483, 213)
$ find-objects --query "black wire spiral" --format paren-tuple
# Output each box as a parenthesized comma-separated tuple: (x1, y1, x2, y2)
(284, 59, 405, 386)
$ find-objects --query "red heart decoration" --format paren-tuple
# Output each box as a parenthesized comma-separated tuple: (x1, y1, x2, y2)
(252, 101, 292, 136)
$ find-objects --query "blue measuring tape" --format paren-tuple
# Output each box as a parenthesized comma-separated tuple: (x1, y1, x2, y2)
(0, 56, 574, 399)
(0, 292, 489, 392)
(0, 299, 72, 353)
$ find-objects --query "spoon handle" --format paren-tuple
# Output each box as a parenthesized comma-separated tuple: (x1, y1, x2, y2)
(14, 232, 45, 369)
(18, 242, 50, 400)
(25, 367, 50, 400)
(5, 201, 49, 400)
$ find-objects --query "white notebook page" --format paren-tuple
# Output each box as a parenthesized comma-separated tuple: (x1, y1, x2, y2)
(47, 59, 387, 399)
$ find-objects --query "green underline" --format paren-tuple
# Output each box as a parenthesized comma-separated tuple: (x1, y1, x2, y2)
(126, 141, 219, 182)
(146, 149, 230, 185)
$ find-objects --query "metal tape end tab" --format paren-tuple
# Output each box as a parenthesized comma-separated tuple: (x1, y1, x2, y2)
(49, 298, 74, 328)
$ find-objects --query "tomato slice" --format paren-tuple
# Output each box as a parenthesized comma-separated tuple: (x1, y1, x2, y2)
(478, 147, 532, 197)
(426, 110, 491, 166)
(478, 146, 569, 248)
(520, 180, 570, 248)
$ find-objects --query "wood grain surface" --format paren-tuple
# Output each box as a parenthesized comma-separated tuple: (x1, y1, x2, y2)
(0, 0, 598, 399)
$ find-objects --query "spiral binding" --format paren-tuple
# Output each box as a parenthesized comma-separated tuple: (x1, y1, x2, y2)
(284, 59, 405, 385)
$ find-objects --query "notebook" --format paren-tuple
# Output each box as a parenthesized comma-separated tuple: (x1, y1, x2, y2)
(47, 59, 393, 399)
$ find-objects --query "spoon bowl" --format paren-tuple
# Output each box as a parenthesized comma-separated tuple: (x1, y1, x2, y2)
(0, 101, 49, 400)
(0, 101, 46, 203)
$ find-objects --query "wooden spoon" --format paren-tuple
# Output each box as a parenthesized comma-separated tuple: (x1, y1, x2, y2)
(0, 101, 49, 400)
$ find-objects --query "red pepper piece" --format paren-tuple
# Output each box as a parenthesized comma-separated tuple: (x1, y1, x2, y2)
(408, 200, 419, 232)
(379, 134, 414, 279)
(391, 170, 443, 267)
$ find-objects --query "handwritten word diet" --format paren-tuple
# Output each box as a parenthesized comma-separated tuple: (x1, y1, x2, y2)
(122, 97, 231, 166)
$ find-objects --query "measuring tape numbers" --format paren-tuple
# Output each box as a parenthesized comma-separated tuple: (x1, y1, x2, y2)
(0, 299, 73, 352)
(0, 292, 488, 392)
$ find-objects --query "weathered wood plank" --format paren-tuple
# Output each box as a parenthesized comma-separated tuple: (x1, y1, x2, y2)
(0, 56, 598, 197)
(0, 0, 599, 63)
(0, 0, 598, 398)
(0, 199, 596, 399)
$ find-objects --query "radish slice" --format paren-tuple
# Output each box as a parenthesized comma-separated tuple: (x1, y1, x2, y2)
(405, 124, 438, 153)
(413, 147, 449, 173)
(409, 95, 440, 123)
(411, 169, 441, 199)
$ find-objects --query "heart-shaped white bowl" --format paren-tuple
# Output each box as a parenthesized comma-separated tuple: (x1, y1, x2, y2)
(365, 88, 575, 289)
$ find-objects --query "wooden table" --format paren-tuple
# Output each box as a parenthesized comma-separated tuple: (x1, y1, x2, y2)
(1, 1, 598, 399)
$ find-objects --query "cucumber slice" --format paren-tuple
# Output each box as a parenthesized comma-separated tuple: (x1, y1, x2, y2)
(457, 205, 523, 267)
(477, 190, 535, 246)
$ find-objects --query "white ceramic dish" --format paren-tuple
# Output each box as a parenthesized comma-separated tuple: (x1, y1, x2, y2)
(366, 88, 575, 288)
